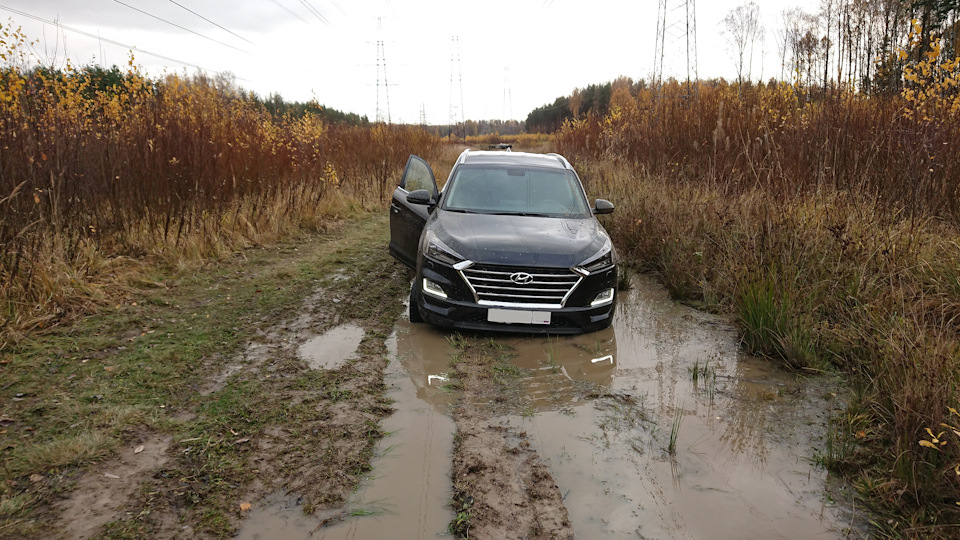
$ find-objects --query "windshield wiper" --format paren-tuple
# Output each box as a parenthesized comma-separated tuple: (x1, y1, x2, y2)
(490, 211, 550, 217)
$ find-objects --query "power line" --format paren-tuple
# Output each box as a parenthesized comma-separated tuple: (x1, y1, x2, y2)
(111, 0, 250, 54)
(298, 0, 330, 24)
(168, 0, 255, 45)
(269, 0, 309, 24)
(328, 0, 346, 15)
(0, 4, 219, 74)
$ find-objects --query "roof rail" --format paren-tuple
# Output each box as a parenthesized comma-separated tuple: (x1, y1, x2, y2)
(545, 153, 572, 170)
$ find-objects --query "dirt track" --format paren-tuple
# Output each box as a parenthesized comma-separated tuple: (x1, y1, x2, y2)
(4, 213, 871, 539)
(448, 337, 574, 539)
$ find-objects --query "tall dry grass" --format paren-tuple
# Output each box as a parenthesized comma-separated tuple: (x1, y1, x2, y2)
(559, 79, 959, 223)
(464, 132, 556, 152)
(561, 76, 960, 535)
(0, 29, 441, 346)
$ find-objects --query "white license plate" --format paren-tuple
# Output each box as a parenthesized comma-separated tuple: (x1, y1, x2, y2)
(487, 308, 551, 325)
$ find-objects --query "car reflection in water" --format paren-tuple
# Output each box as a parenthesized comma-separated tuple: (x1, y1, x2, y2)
(393, 317, 617, 413)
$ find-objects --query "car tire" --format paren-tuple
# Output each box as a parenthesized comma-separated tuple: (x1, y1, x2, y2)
(409, 283, 424, 323)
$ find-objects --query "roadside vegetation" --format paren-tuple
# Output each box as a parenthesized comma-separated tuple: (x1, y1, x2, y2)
(0, 22, 440, 350)
(554, 33, 960, 539)
(0, 20, 439, 538)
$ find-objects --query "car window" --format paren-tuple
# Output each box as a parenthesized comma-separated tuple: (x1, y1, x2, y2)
(403, 159, 434, 193)
(443, 165, 590, 217)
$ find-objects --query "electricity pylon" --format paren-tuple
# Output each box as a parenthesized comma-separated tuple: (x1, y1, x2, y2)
(653, 0, 698, 87)
(448, 36, 465, 139)
(375, 18, 391, 124)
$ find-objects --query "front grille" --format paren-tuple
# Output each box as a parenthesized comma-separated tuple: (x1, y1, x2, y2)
(460, 264, 581, 306)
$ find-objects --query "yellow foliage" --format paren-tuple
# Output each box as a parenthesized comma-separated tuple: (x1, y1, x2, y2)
(0, 18, 443, 345)
(920, 407, 960, 504)
(899, 24, 960, 123)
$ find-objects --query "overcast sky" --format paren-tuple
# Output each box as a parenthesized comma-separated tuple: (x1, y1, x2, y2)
(1, 0, 814, 124)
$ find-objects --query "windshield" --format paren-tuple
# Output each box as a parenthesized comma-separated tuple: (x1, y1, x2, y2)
(441, 164, 591, 217)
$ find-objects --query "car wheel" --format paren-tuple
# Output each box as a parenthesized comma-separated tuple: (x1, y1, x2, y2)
(409, 283, 424, 323)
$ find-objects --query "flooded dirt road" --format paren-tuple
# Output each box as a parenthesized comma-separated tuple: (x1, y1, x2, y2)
(238, 274, 863, 539)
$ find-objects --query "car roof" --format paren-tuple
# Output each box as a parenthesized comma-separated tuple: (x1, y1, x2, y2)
(455, 150, 573, 171)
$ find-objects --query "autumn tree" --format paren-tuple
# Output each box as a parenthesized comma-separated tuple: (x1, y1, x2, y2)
(610, 76, 635, 110)
(778, 7, 816, 81)
(723, 2, 765, 86)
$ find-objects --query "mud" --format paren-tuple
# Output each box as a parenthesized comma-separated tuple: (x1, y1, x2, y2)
(53, 435, 172, 539)
(101, 220, 404, 538)
(266, 273, 865, 540)
(309, 328, 456, 539)
(23, 212, 870, 540)
(448, 336, 575, 540)
(540, 278, 853, 539)
(239, 325, 458, 540)
(298, 324, 365, 370)
(233, 271, 867, 539)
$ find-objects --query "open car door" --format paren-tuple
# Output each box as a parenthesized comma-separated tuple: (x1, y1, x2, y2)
(389, 155, 439, 269)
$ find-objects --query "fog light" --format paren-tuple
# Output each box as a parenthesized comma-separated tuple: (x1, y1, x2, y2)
(423, 278, 447, 299)
(591, 288, 614, 307)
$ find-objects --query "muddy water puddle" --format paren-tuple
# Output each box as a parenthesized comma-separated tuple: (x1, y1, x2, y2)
(312, 324, 456, 539)
(238, 321, 456, 540)
(298, 323, 365, 370)
(239, 275, 862, 539)
(511, 278, 857, 539)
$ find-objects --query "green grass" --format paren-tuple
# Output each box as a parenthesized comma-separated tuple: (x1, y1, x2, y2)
(0, 212, 410, 538)
(668, 407, 683, 456)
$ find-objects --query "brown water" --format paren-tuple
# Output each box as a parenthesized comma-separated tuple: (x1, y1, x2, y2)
(298, 323, 365, 370)
(511, 280, 855, 539)
(312, 323, 456, 539)
(238, 275, 865, 539)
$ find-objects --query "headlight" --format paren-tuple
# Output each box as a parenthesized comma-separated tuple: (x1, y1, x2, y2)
(422, 278, 448, 299)
(577, 237, 616, 275)
(423, 230, 465, 266)
(591, 288, 615, 306)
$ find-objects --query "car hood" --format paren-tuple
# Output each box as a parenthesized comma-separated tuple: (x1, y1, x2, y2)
(431, 210, 609, 268)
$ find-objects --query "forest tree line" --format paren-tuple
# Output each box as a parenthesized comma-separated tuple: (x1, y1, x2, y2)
(526, 0, 960, 132)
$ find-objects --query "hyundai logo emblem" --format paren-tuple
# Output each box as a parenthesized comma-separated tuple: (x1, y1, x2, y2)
(510, 272, 534, 285)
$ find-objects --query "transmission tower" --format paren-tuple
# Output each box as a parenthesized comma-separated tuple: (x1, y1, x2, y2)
(653, 0, 698, 87)
(374, 18, 391, 124)
(448, 36, 465, 139)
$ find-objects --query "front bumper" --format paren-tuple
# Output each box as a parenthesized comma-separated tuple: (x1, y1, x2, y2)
(415, 260, 617, 334)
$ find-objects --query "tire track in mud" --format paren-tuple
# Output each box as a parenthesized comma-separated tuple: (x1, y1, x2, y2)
(447, 337, 574, 540)
(39, 215, 414, 539)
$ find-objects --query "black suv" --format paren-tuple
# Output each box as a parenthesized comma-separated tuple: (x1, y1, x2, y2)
(389, 149, 617, 334)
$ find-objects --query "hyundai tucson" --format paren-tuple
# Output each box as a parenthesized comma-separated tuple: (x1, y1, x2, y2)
(389, 149, 617, 334)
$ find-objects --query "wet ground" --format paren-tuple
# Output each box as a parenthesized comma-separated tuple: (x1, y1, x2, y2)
(238, 274, 864, 539)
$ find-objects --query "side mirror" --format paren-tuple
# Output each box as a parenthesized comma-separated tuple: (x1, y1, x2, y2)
(407, 190, 432, 205)
(594, 199, 614, 214)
